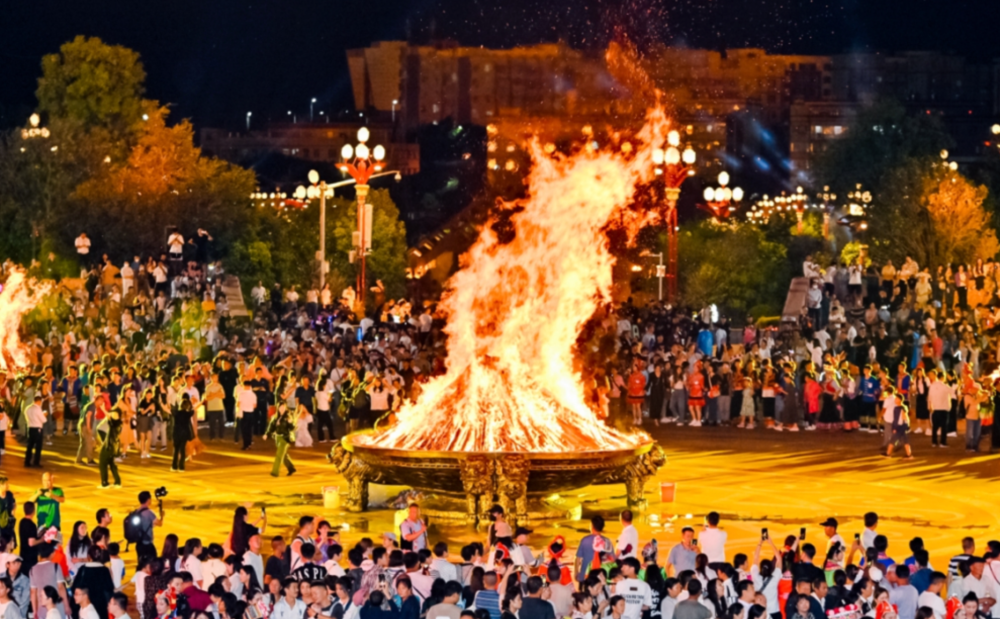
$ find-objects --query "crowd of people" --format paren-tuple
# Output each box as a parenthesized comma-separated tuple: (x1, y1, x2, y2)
(606, 254, 1000, 458)
(0, 477, 996, 619)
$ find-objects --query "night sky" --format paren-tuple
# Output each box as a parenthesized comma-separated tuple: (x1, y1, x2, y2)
(1, 0, 998, 131)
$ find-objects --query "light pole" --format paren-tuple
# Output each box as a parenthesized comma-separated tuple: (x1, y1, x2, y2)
(640, 250, 665, 301)
(701, 171, 744, 220)
(338, 127, 386, 310)
(296, 171, 336, 290)
(311, 98, 317, 122)
(246, 111, 252, 131)
(651, 129, 696, 302)
(391, 99, 398, 123)
(288, 110, 296, 124)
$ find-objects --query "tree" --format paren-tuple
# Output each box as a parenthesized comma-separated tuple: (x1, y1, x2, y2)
(36, 35, 146, 136)
(815, 99, 952, 197)
(678, 221, 788, 317)
(332, 188, 409, 299)
(869, 159, 998, 268)
(70, 106, 256, 259)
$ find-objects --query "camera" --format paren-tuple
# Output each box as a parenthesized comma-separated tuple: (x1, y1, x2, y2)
(155, 487, 168, 499)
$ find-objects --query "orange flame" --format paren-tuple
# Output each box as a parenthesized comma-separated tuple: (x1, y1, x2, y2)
(0, 269, 51, 373)
(358, 108, 670, 453)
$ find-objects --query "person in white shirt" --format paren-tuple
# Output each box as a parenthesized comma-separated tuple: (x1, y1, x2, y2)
(700, 512, 727, 564)
(962, 559, 997, 616)
(244, 534, 265, 587)
(430, 543, 460, 584)
(109, 591, 132, 619)
(614, 557, 652, 619)
(660, 579, 682, 619)
(75, 233, 91, 257)
(272, 580, 307, 619)
(24, 394, 47, 467)
(324, 545, 346, 577)
(917, 572, 948, 619)
(74, 587, 100, 619)
(168, 231, 185, 258)
(617, 510, 640, 560)
(121, 262, 134, 297)
(862, 512, 879, 550)
(819, 518, 845, 553)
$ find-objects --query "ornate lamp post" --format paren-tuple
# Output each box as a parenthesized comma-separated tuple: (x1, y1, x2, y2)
(338, 127, 386, 310)
(651, 129, 696, 302)
(701, 171, 743, 220)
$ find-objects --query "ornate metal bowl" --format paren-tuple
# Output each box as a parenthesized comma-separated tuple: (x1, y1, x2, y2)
(332, 433, 665, 523)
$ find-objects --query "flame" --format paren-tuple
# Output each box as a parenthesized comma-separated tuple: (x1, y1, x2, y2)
(357, 108, 669, 453)
(0, 269, 51, 373)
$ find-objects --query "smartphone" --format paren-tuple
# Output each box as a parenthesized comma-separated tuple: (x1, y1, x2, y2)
(692, 538, 698, 546)
(854, 533, 860, 541)
(261, 507, 266, 516)
(761, 528, 768, 541)
(799, 527, 806, 541)
(379, 574, 386, 584)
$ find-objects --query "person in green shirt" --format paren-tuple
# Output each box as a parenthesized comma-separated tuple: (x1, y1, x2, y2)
(30, 472, 64, 531)
(265, 403, 297, 478)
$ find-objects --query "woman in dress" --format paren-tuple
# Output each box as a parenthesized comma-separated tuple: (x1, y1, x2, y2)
(172, 396, 195, 472)
(67, 521, 91, 578)
(137, 387, 155, 459)
(647, 363, 667, 426)
(817, 371, 842, 431)
(294, 403, 313, 448)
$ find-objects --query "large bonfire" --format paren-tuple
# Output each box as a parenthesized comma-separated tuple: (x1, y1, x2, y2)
(357, 107, 670, 454)
(0, 269, 51, 373)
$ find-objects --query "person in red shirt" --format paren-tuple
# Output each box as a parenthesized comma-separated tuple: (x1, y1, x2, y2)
(626, 364, 647, 427)
(687, 360, 706, 427)
(803, 373, 822, 429)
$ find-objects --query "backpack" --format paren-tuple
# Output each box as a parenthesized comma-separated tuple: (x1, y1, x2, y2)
(124, 507, 148, 546)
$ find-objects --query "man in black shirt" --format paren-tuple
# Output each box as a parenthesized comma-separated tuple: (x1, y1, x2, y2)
(295, 376, 316, 420)
(218, 358, 240, 424)
(264, 536, 290, 585)
(291, 543, 326, 583)
(247, 369, 270, 443)
(792, 544, 826, 585)
(18, 502, 39, 572)
(520, 576, 556, 619)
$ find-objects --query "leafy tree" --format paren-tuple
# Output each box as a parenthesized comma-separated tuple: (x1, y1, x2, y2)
(36, 35, 146, 136)
(678, 221, 788, 317)
(70, 106, 256, 258)
(869, 159, 998, 268)
(331, 188, 409, 299)
(815, 99, 951, 197)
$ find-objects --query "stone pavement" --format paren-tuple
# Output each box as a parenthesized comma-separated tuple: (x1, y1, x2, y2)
(2, 423, 998, 576)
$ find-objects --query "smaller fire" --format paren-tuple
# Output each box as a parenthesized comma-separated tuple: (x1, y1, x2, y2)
(0, 269, 51, 373)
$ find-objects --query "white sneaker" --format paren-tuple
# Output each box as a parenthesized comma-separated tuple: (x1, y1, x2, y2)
(774, 425, 784, 432)
(948, 432, 958, 438)
(913, 428, 924, 434)
(787, 425, 800, 432)
(747, 423, 755, 430)
(690, 420, 702, 427)
(806, 425, 816, 431)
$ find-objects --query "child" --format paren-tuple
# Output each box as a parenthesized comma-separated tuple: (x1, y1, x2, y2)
(739, 374, 755, 429)
(108, 542, 125, 590)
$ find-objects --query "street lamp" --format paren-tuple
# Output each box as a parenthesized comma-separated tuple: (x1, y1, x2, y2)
(246, 111, 252, 131)
(338, 127, 386, 310)
(295, 171, 337, 290)
(651, 129, 696, 302)
(701, 171, 743, 220)
(392, 99, 399, 123)
(311, 98, 317, 122)
(288, 110, 296, 124)
(639, 250, 666, 301)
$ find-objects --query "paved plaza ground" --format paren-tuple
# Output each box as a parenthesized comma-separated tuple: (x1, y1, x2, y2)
(3, 422, 998, 577)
